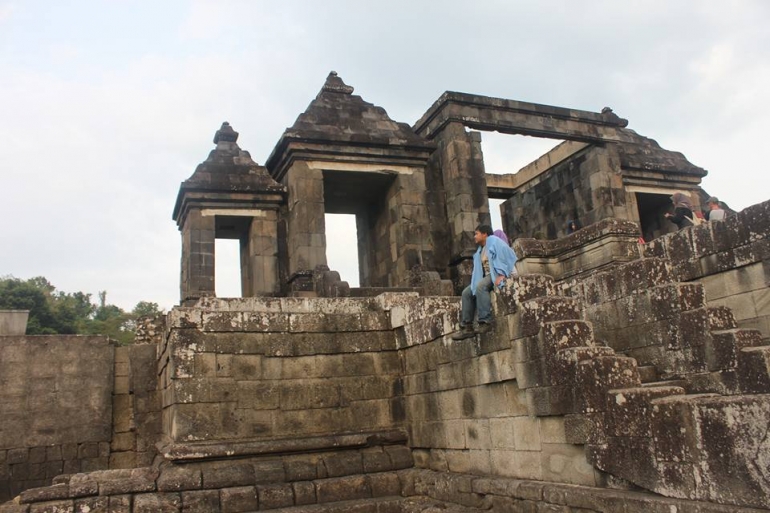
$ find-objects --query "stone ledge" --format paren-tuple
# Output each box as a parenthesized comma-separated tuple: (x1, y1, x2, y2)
(157, 430, 408, 462)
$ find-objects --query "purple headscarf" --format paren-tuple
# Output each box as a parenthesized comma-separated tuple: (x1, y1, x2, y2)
(493, 229, 509, 245)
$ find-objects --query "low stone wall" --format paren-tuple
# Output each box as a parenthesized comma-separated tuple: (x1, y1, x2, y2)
(513, 218, 642, 284)
(158, 297, 405, 446)
(398, 280, 598, 488)
(0, 336, 114, 501)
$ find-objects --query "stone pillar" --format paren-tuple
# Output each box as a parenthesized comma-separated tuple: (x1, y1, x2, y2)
(389, 171, 435, 287)
(240, 210, 280, 296)
(434, 123, 490, 291)
(284, 162, 327, 292)
(180, 209, 215, 302)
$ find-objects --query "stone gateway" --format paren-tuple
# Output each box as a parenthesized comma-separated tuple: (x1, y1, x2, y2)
(2, 72, 769, 512)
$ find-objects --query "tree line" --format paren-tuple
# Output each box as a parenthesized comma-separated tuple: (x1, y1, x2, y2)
(0, 275, 163, 344)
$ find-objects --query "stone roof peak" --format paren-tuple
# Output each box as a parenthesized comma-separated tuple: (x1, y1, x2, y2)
(213, 122, 239, 144)
(321, 71, 354, 95)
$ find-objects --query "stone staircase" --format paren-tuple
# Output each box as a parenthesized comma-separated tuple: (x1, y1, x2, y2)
(500, 261, 770, 509)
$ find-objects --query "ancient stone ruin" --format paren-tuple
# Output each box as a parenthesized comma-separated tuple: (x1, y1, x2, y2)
(2, 72, 769, 512)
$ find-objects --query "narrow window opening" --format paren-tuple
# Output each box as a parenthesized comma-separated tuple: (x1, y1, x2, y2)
(215, 238, 242, 297)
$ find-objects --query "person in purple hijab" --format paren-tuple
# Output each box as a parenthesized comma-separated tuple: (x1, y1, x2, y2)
(493, 229, 509, 245)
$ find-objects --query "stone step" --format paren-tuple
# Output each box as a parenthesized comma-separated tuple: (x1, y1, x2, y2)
(249, 496, 467, 513)
(707, 329, 764, 372)
(637, 365, 658, 383)
(737, 346, 770, 393)
(707, 306, 737, 331)
(243, 496, 406, 513)
(641, 379, 688, 389)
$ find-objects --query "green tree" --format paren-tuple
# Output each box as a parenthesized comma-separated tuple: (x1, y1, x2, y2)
(132, 301, 162, 318)
(0, 276, 66, 334)
(0, 276, 164, 343)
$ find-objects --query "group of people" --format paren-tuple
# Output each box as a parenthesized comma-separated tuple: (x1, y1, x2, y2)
(665, 193, 725, 230)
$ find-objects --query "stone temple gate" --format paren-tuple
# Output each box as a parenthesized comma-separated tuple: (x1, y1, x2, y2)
(173, 72, 712, 302)
(3, 72, 770, 512)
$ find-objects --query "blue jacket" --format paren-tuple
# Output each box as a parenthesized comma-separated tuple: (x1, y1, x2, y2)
(470, 235, 518, 295)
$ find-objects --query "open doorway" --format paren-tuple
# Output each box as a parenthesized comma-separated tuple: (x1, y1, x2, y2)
(636, 192, 677, 241)
(325, 213, 360, 287)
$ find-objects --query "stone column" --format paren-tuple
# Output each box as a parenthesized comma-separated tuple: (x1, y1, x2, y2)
(434, 123, 490, 290)
(284, 162, 327, 292)
(389, 170, 435, 287)
(180, 209, 215, 302)
(240, 210, 280, 296)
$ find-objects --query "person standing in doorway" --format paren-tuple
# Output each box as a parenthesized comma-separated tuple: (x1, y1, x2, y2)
(706, 196, 726, 221)
(664, 192, 695, 230)
(451, 225, 518, 341)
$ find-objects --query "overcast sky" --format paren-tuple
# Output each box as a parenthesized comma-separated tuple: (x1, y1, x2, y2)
(1, 1, 768, 310)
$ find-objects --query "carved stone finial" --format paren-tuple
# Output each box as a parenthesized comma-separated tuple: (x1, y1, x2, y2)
(322, 71, 354, 94)
(600, 107, 629, 128)
(213, 122, 239, 144)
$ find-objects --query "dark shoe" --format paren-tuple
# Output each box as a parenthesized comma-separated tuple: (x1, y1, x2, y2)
(476, 321, 493, 334)
(451, 325, 476, 341)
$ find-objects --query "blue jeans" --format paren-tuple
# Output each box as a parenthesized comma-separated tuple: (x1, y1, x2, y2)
(461, 274, 493, 326)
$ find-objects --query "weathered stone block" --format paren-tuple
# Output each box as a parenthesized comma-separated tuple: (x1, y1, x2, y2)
(576, 356, 640, 413)
(384, 446, 413, 470)
(368, 472, 401, 497)
(157, 466, 201, 492)
(29, 500, 74, 513)
(649, 395, 704, 463)
(180, 489, 219, 512)
(201, 464, 255, 489)
(605, 386, 684, 438)
(540, 443, 596, 486)
(73, 495, 108, 512)
(19, 483, 70, 503)
(292, 481, 316, 506)
(98, 468, 157, 496)
(133, 492, 181, 513)
(517, 297, 582, 339)
(315, 475, 371, 503)
(256, 483, 294, 509)
(220, 486, 257, 513)
(322, 451, 363, 478)
(284, 456, 318, 482)
(67, 475, 97, 498)
(707, 329, 763, 371)
(737, 346, 770, 393)
(526, 385, 576, 416)
(107, 495, 131, 513)
(360, 448, 391, 474)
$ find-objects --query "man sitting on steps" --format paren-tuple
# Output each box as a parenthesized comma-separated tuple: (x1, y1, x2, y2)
(452, 224, 517, 341)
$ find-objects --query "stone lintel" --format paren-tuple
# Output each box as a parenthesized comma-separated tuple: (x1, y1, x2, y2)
(267, 139, 435, 183)
(157, 429, 408, 462)
(174, 192, 283, 229)
(414, 91, 631, 142)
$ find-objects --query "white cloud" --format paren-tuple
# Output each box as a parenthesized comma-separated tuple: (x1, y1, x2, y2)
(1, 1, 769, 309)
(0, 3, 13, 23)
